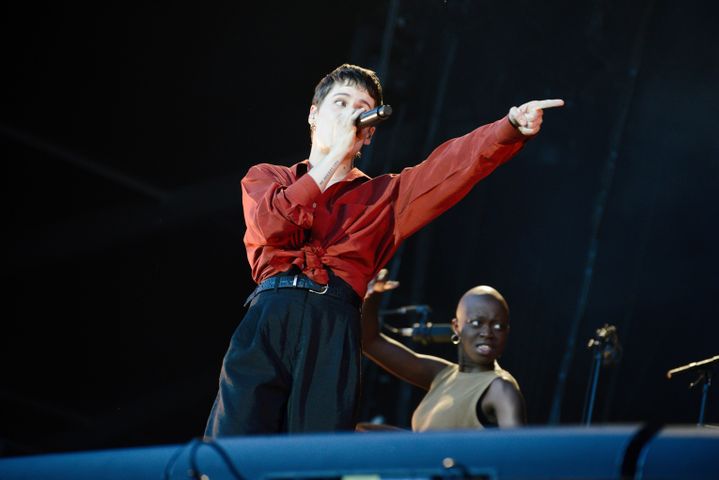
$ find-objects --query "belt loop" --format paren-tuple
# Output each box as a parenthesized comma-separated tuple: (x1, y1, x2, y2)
(274, 276, 280, 292)
(292, 275, 298, 287)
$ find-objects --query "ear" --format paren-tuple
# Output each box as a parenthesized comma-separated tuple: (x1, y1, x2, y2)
(451, 317, 460, 336)
(361, 126, 376, 146)
(308, 105, 317, 126)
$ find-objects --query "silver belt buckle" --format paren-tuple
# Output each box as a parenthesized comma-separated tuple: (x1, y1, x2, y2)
(292, 275, 299, 287)
(309, 283, 329, 295)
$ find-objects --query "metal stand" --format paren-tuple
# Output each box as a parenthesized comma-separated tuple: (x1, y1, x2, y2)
(582, 324, 621, 425)
(693, 370, 712, 426)
(666, 355, 718, 427)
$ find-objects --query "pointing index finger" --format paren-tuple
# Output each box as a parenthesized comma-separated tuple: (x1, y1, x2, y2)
(534, 99, 565, 110)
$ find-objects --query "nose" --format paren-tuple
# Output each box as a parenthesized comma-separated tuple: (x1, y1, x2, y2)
(479, 324, 494, 338)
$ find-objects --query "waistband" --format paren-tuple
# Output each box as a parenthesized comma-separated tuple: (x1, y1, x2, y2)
(244, 271, 362, 310)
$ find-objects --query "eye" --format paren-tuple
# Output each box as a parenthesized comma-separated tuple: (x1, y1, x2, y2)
(334, 99, 347, 107)
(469, 320, 480, 328)
(492, 322, 507, 331)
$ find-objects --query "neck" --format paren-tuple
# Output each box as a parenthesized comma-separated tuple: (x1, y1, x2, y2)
(458, 350, 494, 373)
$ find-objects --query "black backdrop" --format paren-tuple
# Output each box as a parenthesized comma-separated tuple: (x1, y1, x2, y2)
(3, 0, 718, 455)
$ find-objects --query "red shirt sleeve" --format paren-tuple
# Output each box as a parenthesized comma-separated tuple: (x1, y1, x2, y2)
(393, 116, 526, 240)
(241, 164, 322, 246)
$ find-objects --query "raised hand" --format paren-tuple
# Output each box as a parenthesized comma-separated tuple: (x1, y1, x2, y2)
(313, 105, 367, 157)
(508, 99, 564, 136)
(365, 268, 400, 299)
(308, 105, 368, 191)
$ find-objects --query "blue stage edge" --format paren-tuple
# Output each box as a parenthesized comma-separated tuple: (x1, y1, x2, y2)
(0, 425, 716, 479)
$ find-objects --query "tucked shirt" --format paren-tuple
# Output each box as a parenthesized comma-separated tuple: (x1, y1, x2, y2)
(411, 363, 519, 431)
(241, 116, 526, 298)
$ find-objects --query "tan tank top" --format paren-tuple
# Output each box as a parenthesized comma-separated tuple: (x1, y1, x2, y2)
(411, 362, 518, 431)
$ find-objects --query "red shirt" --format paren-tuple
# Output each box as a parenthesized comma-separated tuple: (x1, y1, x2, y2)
(241, 116, 526, 298)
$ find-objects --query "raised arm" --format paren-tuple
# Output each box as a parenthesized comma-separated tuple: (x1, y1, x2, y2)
(241, 164, 321, 245)
(361, 270, 449, 390)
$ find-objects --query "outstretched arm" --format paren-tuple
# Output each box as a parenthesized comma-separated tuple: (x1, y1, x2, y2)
(361, 270, 449, 390)
(393, 98, 564, 241)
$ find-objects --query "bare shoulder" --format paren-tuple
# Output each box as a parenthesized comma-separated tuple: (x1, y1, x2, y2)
(484, 373, 526, 426)
(422, 355, 454, 381)
(488, 376, 521, 397)
(484, 372, 523, 407)
(494, 369, 521, 391)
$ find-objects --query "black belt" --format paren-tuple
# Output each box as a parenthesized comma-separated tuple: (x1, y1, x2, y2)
(244, 273, 361, 309)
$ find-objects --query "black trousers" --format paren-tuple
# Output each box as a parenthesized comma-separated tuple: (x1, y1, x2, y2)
(205, 283, 362, 436)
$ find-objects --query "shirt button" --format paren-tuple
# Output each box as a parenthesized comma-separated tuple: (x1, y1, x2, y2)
(312, 202, 317, 208)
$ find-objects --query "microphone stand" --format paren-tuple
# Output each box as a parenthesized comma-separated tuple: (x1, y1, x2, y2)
(582, 324, 621, 426)
(693, 369, 712, 426)
(667, 355, 718, 426)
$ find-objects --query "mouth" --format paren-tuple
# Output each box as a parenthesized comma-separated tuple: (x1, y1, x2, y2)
(475, 343, 494, 356)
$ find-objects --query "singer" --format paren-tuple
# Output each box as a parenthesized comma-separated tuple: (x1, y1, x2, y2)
(205, 64, 560, 436)
(362, 270, 526, 429)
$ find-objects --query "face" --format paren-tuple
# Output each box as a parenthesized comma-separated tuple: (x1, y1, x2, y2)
(308, 82, 376, 155)
(452, 294, 510, 370)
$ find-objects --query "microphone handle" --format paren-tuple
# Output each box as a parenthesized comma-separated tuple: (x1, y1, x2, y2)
(357, 105, 393, 128)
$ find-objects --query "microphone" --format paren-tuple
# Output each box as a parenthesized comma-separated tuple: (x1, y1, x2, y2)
(587, 323, 622, 366)
(356, 105, 393, 128)
(380, 304, 431, 316)
(666, 355, 719, 379)
(587, 324, 617, 347)
(399, 322, 454, 345)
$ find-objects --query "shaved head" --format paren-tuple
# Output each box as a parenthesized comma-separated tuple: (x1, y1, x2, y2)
(452, 285, 511, 370)
(456, 286, 509, 322)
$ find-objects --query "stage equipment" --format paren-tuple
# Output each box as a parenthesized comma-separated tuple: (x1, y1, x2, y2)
(398, 322, 453, 344)
(356, 105, 393, 128)
(582, 324, 622, 425)
(1, 425, 716, 479)
(379, 304, 452, 345)
(667, 355, 718, 426)
(380, 304, 431, 315)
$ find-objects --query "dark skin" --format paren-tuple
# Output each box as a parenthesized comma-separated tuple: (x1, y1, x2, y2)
(361, 270, 526, 428)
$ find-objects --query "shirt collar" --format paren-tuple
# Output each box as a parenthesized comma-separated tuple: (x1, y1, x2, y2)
(343, 167, 371, 183)
(296, 160, 371, 183)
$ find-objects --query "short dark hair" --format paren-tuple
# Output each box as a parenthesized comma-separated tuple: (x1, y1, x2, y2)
(312, 64, 383, 108)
